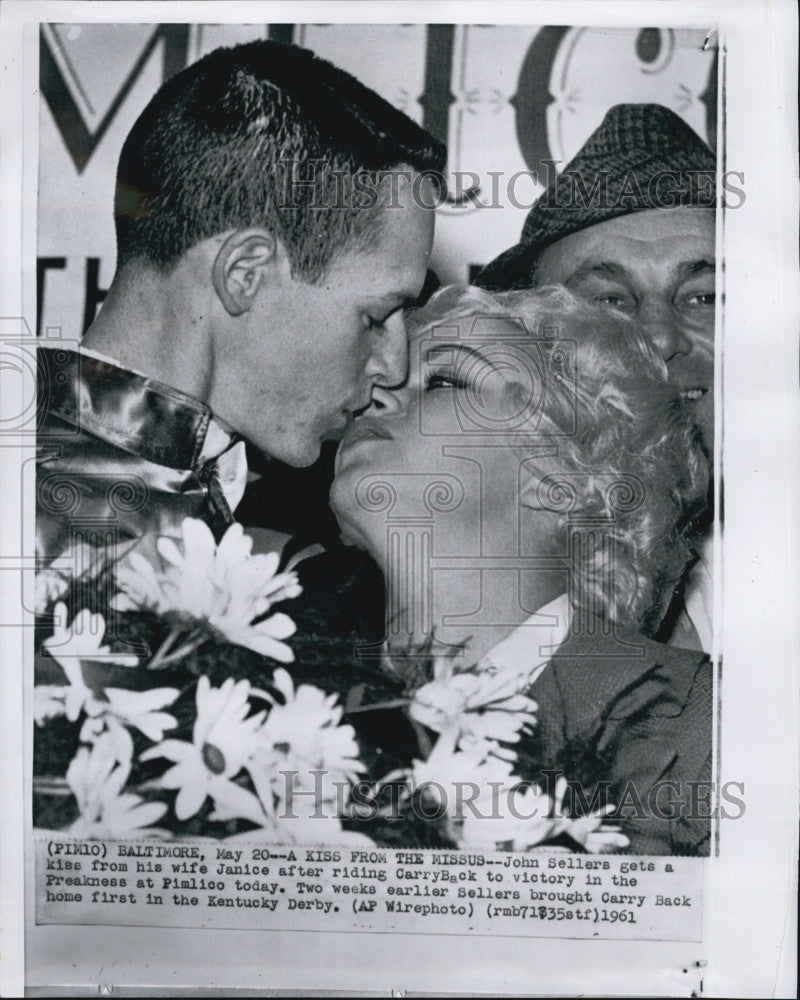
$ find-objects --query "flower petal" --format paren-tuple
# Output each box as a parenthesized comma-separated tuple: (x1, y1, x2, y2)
(134, 712, 179, 742)
(241, 632, 295, 663)
(174, 781, 209, 821)
(141, 739, 194, 764)
(208, 779, 266, 825)
(258, 612, 296, 640)
(157, 536, 185, 568)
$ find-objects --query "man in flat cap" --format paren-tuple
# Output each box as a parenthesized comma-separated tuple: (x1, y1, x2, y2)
(477, 103, 716, 652)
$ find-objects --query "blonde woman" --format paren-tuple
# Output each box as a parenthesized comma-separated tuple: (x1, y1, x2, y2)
(331, 284, 712, 855)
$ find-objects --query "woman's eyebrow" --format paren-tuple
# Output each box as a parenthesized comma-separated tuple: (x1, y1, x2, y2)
(424, 343, 499, 369)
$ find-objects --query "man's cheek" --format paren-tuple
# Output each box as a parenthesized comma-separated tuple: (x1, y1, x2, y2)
(687, 317, 715, 351)
(684, 331, 715, 371)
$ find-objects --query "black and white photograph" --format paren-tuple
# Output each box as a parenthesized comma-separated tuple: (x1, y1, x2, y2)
(0, 1, 797, 996)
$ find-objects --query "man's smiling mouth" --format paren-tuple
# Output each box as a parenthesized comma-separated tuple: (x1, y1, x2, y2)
(681, 387, 709, 402)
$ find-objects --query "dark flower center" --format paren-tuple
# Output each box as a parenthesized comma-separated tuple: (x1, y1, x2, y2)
(202, 741, 226, 775)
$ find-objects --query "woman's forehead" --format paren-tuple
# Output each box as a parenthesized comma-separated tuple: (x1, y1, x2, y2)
(409, 316, 539, 376)
(408, 301, 651, 384)
(410, 312, 522, 341)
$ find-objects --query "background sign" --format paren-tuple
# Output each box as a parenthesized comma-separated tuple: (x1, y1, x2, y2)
(37, 22, 717, 338)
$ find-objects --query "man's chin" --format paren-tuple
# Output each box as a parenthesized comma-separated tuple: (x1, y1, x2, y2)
(291, 449, 324, 469)
(673, 383, 714, 457)
(259, 437, 322, 469)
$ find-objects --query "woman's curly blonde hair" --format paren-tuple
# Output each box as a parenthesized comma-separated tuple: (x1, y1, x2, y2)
(408, 284, 710, 633)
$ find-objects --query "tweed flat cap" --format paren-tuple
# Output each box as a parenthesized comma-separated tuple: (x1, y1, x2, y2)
(476, 103, 716, 291)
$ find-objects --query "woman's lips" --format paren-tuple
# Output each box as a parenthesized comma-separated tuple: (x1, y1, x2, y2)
(342, 421, 393, 446)
(335, 420, 393, 473)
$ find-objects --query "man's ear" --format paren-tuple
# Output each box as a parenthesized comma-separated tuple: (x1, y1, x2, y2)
(212, 229, 285, 317)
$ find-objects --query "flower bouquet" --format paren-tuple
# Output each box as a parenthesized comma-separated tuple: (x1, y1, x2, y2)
(34, 518, 628, 853)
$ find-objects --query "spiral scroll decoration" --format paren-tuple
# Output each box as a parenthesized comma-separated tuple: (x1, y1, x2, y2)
(422, 476, 465, 515)
(355, 476, 398, 516)
(105, 476, 150, 514)
(603, 474, 645, 514)
(536, 474, 580, 513)
(37, 474, 82, 516)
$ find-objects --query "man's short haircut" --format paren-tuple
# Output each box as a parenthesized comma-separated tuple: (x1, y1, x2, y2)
(114, 40, 446, 279)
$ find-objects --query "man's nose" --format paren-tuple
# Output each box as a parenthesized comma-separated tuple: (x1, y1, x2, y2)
(639, 300, 693, 361)
(369, 310, 409, 388)
(368, 385, 406, 415)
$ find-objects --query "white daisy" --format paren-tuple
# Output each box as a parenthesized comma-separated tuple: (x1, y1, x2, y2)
(458, 775, 629, 854)
(113, 518, 301, 661)
(560, 802, 631, 854)
(42, 603, 138, 722)
(35, 541, 108, 614)
(245, 668, 365, 815)
(80, 686, 181, 764)
(141, 676, 264, 821)
(410, 729, 517, 815)
(212, 783, 374, 847)
(409, 657, 537, 756)
(459, 781, 565, 851)
(65, 732, 169, 839)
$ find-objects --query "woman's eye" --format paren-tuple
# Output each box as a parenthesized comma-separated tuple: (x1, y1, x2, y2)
(425, 371, 467, 391)
(363, 315, 387, 332)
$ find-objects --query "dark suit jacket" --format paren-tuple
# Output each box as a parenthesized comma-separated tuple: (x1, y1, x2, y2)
(526, 622, 713, 856)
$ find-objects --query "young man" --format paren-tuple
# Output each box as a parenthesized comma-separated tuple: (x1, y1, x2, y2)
(37, 40, 444, 563)
(476, 104, 716, 652)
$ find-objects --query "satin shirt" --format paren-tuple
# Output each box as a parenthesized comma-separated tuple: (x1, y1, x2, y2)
(36, 347, 247, 566)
